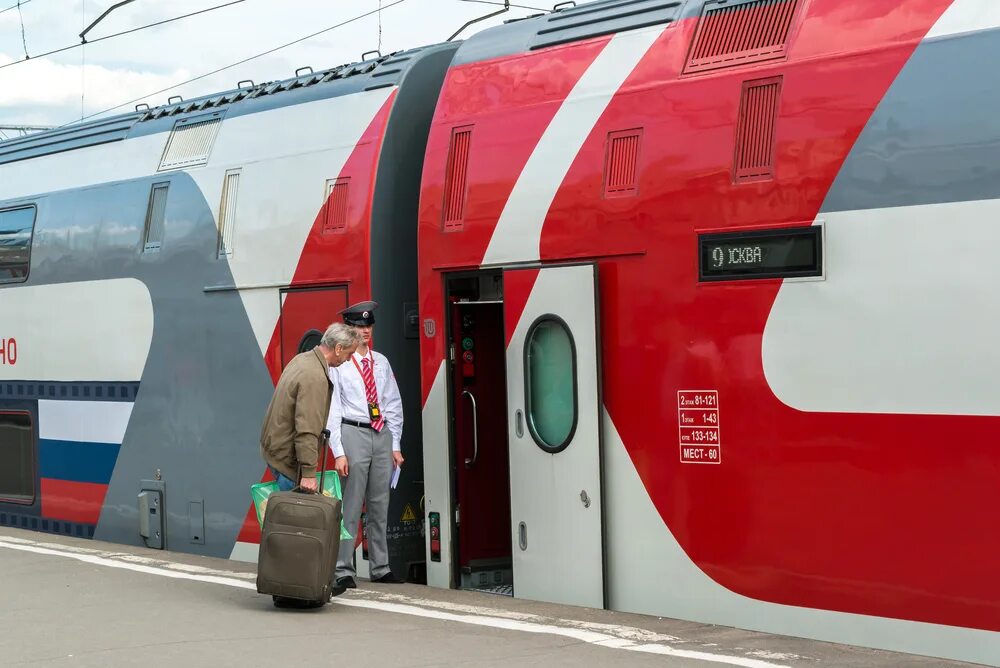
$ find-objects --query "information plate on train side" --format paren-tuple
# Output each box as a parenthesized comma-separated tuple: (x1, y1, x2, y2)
(698, 226, 822, 281)
(678, 391, 720, 464)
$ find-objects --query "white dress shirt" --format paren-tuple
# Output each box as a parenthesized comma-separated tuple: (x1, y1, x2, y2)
(326, 348, 403, 458)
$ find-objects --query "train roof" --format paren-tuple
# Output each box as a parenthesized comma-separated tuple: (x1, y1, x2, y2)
(0, 42, 457, 167)
(452, 0, 698, 67)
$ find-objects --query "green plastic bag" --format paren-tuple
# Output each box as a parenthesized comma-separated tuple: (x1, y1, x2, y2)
(251, 472, 352, 540)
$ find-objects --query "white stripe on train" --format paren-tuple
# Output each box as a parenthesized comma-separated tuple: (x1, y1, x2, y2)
(481, 25, 666, 266)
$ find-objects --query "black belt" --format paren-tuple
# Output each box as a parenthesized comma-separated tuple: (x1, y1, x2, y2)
(342, 418, 373, 430)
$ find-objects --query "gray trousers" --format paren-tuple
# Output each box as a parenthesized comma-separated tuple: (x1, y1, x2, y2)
(337, 423, 393, 579)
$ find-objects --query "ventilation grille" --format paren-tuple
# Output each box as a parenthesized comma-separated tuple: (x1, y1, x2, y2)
(529, 0, 683, 51)
(323, 178, 351, 234)
(733, 76, 782, 183)
(685, 0, 799, 74)
(158, 116, 221, 171)
(443, 126, 472, 230)
(217, 170, 240, 257)
(143, 182, 169, 252)
(604, 129, 642, 197)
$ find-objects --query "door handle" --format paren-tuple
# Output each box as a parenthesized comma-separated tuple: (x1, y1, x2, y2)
(463, 390, 479, 468)
(515, 409, 524, 438)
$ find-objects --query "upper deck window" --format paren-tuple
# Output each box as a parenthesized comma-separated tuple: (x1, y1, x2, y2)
(0, 206, 36, 284)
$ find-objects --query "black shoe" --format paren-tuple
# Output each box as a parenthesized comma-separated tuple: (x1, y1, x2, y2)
(371, 572, 401, 584)
(332, 576, 355, 597)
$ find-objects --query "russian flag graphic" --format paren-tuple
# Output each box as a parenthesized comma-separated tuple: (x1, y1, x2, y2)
(38, 400, 131, 526)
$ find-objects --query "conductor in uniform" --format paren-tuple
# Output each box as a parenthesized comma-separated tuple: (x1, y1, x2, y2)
(327, 300, 405, 592)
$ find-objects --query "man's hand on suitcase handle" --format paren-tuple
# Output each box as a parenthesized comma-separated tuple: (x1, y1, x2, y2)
(298, 476, 318, 493)
(335, 456, 349, 477)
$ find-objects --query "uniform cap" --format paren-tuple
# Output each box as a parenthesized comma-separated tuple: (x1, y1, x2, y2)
(340, 300, 378, 326)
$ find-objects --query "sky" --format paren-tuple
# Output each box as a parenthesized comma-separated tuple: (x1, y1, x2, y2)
(0, 0, 547, 131)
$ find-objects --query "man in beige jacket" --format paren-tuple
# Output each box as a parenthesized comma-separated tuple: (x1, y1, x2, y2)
(260, 323, 359, 491)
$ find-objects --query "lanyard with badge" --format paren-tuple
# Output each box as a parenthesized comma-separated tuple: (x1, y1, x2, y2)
(351, 352, 382, 423)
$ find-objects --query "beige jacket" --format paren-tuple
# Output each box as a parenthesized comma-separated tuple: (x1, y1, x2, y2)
(259, 347, 333, 482)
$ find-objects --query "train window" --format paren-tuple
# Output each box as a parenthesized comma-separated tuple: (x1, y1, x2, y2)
(0, 206, 36, 284)
(143, 182, 169, 253)
(217, 169, 241, 258)
(524, 316, 578, 453)
(0, 412, 34, 504)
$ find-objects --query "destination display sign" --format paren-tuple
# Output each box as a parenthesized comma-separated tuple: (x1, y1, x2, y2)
(699, 226, 822, 281)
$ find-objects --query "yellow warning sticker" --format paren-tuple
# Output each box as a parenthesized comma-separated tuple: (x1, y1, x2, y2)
(401, 503, 417, 522)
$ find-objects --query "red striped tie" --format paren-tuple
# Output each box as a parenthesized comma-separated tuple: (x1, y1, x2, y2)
(361, 357, 385, 432)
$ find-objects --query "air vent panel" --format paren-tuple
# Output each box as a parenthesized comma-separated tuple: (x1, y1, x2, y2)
(603, 129, 643, 197)
(733, 76, 782, 183)
(443, 126, 473, 230)
(685, 0, 799, 74)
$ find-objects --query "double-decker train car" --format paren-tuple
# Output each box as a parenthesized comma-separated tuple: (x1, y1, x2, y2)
(3, 0, 1000, 663)
(416, 0, 1000, 664)
(0, 42, 459, 580)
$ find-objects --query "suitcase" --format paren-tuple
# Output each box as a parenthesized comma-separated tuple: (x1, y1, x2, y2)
(256, 429, 342, 608)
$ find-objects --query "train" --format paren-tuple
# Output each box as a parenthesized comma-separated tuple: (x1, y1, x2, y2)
(2, 0, 998, 664)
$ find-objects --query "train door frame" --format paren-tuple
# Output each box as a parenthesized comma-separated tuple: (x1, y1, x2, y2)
(441, 263, 607, 606)
(443, 270, 514, 594)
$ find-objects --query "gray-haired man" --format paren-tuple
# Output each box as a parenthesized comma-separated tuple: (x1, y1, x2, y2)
(260, 323, 360, 493)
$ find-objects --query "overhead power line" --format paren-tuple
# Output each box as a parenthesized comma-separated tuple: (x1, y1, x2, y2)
(0, 0, 32, 16)
(61, 0, 411, 127)
(460, 0, 550, 12)
(17, 0, 30, 58)
(0, 0, 246, 72)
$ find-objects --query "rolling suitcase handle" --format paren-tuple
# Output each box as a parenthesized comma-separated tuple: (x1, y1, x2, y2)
(293, 428, 332, 495)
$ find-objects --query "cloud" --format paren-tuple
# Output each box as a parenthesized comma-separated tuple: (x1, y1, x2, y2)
(0, 0, 542, 127)
(0, 52, 191, 112)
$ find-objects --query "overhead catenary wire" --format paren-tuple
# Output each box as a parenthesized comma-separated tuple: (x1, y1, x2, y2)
(460, 0, 550, 12)
(0, 0, 31, 16)
(60, 0, 411, 127)
(17, 0, 29, 58)
(80, 0, 85, 120)
(0, 0, 247, 72)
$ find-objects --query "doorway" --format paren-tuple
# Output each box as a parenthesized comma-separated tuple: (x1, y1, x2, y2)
(445, 264, 606, 607)
(446, 271, 513, 595)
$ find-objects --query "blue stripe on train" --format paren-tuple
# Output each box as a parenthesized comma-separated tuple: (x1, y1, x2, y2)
(38, 439, 121, 485)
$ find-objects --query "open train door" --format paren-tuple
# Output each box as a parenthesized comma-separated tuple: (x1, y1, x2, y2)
(504, 264, 604, 608)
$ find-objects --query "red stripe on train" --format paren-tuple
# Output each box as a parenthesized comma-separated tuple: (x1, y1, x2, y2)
(41, 478, 108, 525)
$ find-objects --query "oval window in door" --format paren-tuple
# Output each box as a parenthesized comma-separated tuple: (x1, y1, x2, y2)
(524, 315, 578, 453)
